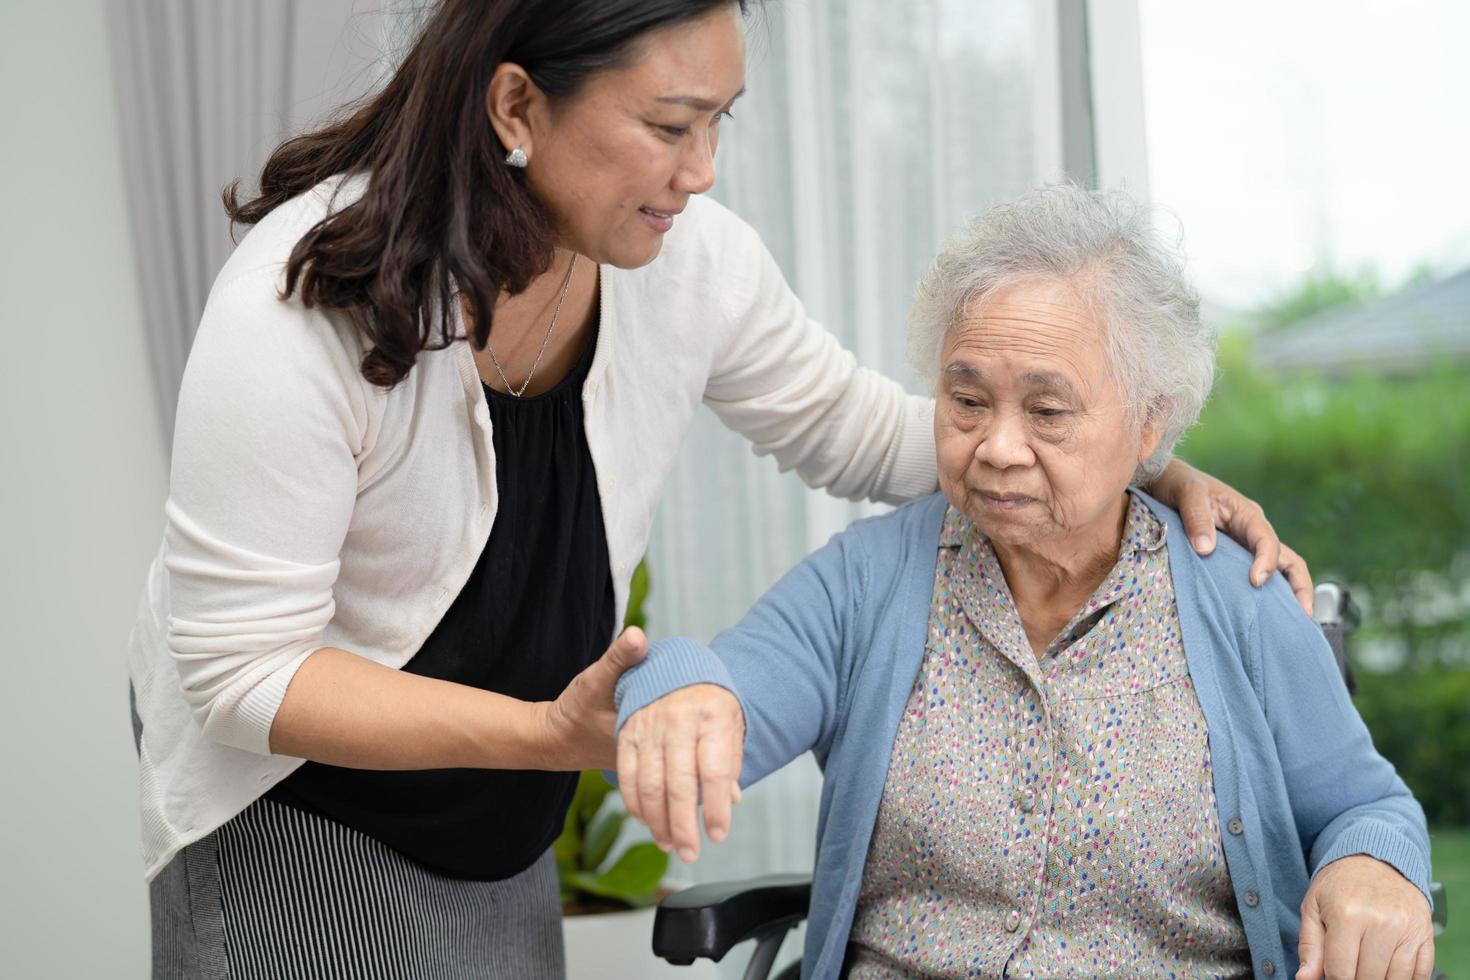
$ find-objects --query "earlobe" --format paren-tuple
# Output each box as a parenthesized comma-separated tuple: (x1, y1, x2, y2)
(1139, 423, 1164, 464)
(1138, 399, 1167, 462)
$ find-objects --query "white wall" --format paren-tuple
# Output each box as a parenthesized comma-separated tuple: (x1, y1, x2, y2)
(0, 2, 166, 976)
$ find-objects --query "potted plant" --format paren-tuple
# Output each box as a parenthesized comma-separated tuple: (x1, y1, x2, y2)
(557, 562, 718, 978)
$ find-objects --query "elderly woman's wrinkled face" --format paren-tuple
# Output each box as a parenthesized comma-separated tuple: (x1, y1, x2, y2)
(935, 279, 1161, 550)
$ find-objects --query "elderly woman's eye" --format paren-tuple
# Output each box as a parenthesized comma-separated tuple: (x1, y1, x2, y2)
(1033, 407, 1068, 420)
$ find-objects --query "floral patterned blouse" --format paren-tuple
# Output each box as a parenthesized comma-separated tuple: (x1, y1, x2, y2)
(846, 494, 1251, 979)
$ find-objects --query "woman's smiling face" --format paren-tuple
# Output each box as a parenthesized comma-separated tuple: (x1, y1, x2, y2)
(934, 278, 1162, 550)
(499, 4, 747, 268)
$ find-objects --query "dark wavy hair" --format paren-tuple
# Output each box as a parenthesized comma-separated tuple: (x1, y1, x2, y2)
(225, 0, 748, 387)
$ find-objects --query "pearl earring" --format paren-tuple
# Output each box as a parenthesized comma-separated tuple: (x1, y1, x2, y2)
(504, 146, 528, 168)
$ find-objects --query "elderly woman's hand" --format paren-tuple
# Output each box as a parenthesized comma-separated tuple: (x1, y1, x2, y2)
(617, 684, 745, 863)
(1296, 855, 1435, 980)
(1147, 458, 1316, 615)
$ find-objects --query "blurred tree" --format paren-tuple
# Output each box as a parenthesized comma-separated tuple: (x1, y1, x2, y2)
(1180, 336, 1470, 667)
(1253, 266, 1382, 331)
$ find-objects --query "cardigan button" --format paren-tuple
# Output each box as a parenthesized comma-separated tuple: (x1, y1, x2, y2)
(1004, 910, 1021, 932)
(1227, 818, 1244, 835)
(1243, 890, 1260, 908)
(1261, 959, 1276, 975)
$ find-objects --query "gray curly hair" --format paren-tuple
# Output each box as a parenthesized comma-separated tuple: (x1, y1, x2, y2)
(907, 184, 1215, 484)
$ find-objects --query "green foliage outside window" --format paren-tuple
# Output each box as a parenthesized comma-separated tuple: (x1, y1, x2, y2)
(1180, 335, 1470, 824)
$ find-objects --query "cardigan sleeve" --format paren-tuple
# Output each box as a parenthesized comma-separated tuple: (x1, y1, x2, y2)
(161, 267, 369, 756)
(1253, 579, 1433, 901)
(701, 216, 937, 505)
(616, 524, 867, 786)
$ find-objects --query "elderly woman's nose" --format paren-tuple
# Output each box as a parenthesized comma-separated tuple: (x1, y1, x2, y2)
(974, 411, 1035, 468)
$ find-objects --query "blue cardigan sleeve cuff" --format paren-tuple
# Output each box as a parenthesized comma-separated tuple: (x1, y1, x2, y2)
(614, 637, 741, 735)
(1313, 820, 1434, 906)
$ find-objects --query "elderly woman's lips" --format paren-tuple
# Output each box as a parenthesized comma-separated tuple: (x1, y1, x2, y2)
(977, 490, 1035, 513)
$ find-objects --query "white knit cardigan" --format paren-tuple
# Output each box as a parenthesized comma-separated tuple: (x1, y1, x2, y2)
(128, 175, 937, 879)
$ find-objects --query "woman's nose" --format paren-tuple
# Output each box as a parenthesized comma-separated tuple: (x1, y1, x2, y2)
(673, 131, 716, 195)
(975, 412, 1035, 469)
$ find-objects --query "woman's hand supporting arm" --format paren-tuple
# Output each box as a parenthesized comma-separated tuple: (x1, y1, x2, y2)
(271, 629, 647, 772)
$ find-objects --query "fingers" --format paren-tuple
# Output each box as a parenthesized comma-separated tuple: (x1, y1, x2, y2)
(1173, 472, 1219, 556)
(664, 733, 701, 862)
(634, 733, 670, 853)
(1384, 938, 1420, 980)
(697, 722, 742, 845)
(600, 627, 648, 675)
(1321, 918, 1367, 980)
(614, 686, 744, 864)
(1227, 499, 1281, 588)
(616, 726, 641, 823)
(1278, 543, 1316, 617)
(1355, 924, 1397, 980)
(1298, 896, 1326, 980)
(1411, 940, 1435, 980)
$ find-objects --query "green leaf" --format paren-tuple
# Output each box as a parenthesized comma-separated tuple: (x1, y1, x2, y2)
(584, 808, 625, 873)
(552, 802, 582, 870)
(569, 770, 613, 827)
(624, 559, 651, 631)
(564, 842, 668, 902)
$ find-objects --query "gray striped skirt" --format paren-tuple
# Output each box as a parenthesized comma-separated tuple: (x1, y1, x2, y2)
(150, 797, 565, 979)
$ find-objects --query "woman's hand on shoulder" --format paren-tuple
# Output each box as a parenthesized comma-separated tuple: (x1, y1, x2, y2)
(1296, 854, 1435, 980)
(1146, 458, 1316, 615)
(617, 683, 745, 864)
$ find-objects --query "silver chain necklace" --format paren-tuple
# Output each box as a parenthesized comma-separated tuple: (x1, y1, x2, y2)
(486, 254, 578, 398)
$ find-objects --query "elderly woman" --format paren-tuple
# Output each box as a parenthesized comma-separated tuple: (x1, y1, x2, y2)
(615, 186, 1435, 980)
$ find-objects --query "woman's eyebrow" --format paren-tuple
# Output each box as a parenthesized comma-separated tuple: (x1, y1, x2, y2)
(943, 362, 983, 384)
(1021, 371, 1079, 398)
(656, 87, 747, 111)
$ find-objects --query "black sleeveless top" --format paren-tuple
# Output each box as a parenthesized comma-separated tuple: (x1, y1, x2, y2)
(268, 324, 614, 881)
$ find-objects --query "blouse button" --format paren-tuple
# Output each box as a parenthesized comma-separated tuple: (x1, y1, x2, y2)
(1243, 890, 1260, 908)
(1227, 818, 1244, 835)
(1004, 910, 1021, 932)
(1018, 790, 1036, 813)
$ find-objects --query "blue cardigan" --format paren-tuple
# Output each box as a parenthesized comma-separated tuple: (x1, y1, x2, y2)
(616, 493, 1430, 980)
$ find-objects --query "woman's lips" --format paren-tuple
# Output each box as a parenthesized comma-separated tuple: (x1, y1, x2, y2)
(638, 207, 677, 232)
(977, 490, 1036, 513)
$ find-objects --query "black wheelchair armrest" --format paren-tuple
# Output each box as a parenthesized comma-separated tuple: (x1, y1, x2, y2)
(1313, 582, 1360, 695)
(653, 873, 812, 965)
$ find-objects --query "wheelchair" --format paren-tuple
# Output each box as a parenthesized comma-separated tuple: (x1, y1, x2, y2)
(650, 583, 1450, 980)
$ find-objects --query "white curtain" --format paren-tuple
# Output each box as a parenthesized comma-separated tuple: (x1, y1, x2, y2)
(106, 0, 401, 444)
(645, 0, 1071, 969)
